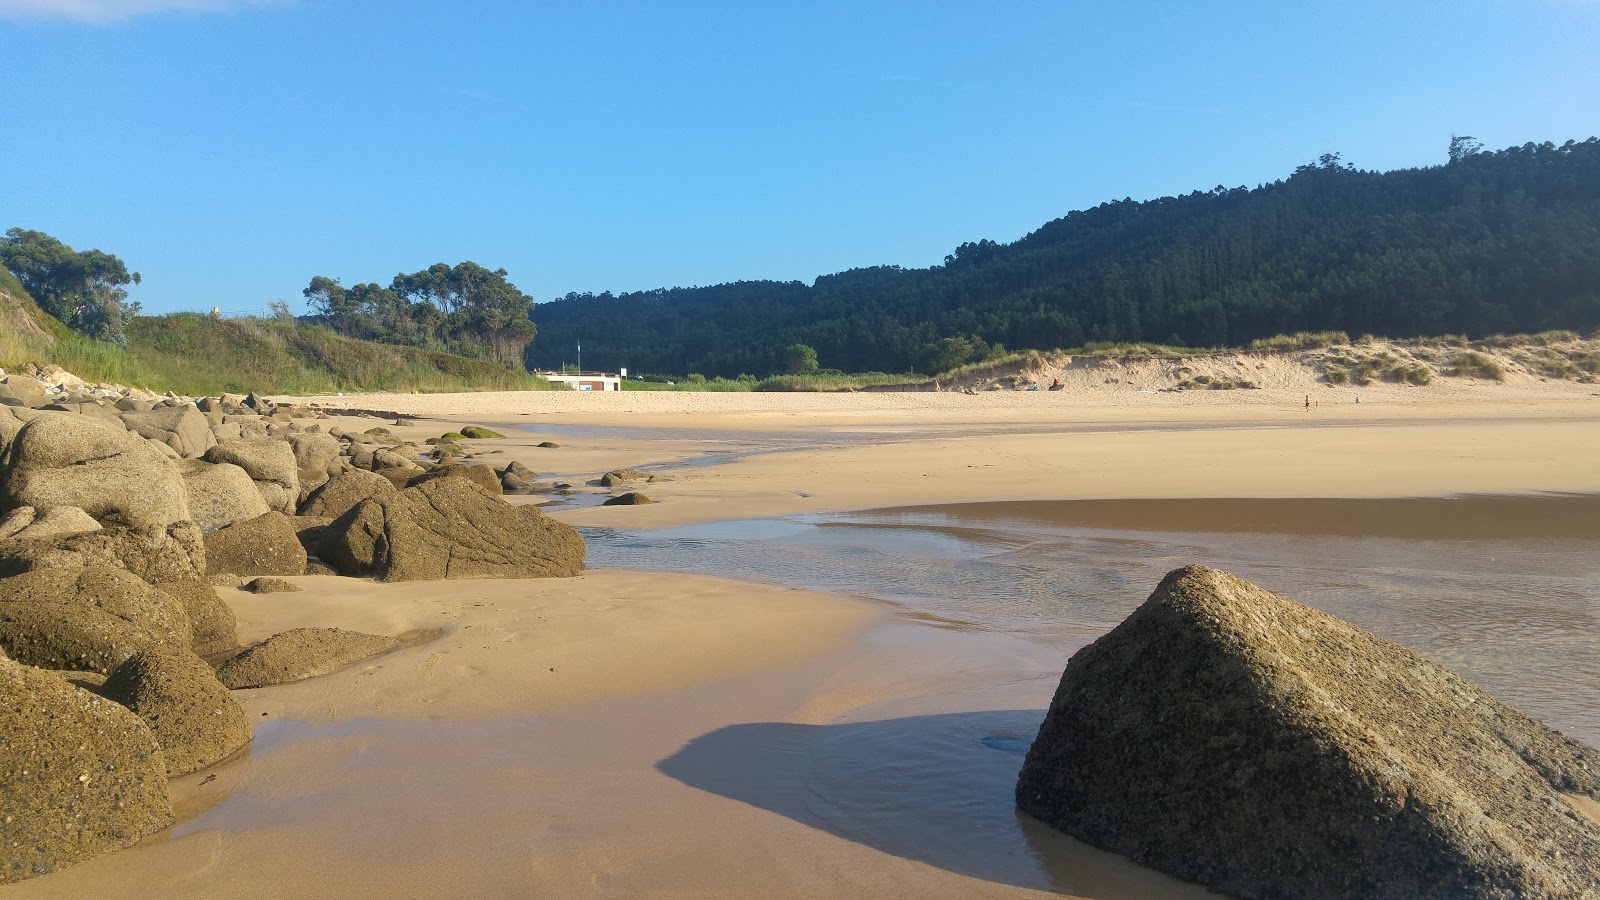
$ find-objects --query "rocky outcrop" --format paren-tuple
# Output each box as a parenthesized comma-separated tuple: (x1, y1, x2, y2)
(319, 477, 585, 582)
(600, 468, 656, 487)
(406, 463, 502, 496)
(298, 469, 396, 520)
(0, 565, 192, 648)
(120, 406, 216, 458)
(602, 491, 653, 506)
(2, 505, 101, 541)
(0, 602, 163, 675)
(159, 578, 237, 655)
(241, 577, 301, 594)
(203, 439, 299, 515)
(1016, 565, 1600, 900)
(0, 656, 172, 884)
(177, 459, 270, 532)
(0, 410, 191, 529)
(101, 646, 251, 777)
(0, 522, 209, 585)
(215, 626, 400, 688)
(287, 431, 341, 502)
(202, 511, 306, 577)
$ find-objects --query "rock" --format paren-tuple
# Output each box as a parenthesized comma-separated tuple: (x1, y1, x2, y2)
(1016, 565, 1600, 899)
(319, 477, 585, 582)
(287, 431, 341, 502)
(0, 523, 209, 586)
(0, 506, 35, 539)
(0, 410, 191, 529)
(215, 627, 400, 689)
(375, 466, 420, 490)
(202, 512, 306, 577)
(120, 406, 216, 458)
(0, 564, 193, 648)
(372, 447, 417, 471)
(299, 470, 397, 519)
(0, 657, 172, 884)
(7, 506, 101, 541)
(459, 426, 505, 439)
(536, 441, 560, 449)
(600, 468, 655, 487)
(158, 578, 237, 655)
(406, 463, 502, 496)
(101, 646, 251, 776)
(202, 439, 299, 514)
(501, 471, 534, 494)
(289, 515, 332, 557)
(602, 492, 653, 506)
(176, 459, 270, 532)
(241, 577, 301, 594)
(501, 460, 534, 480)
(0, 602, 163, 674)
(0, 375, 48, 408)
(362, 427, 403, 447)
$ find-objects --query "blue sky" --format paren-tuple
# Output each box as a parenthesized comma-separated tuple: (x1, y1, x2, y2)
(2, 0, 1597, 315)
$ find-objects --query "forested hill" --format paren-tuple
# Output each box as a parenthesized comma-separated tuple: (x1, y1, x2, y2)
(527, 138, 1600, 378)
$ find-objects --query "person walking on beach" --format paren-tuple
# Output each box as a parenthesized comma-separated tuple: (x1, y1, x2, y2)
(1305, 395, 1311, 411)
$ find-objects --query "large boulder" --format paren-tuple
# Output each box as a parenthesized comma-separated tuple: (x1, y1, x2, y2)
(176, 459, 270, 532)
(318, 477, 585, 582)
(600, 468, 656, 487)
(0, 657, 173, 884)
(101, 646, 252, 776)
(5, 505, 101, 541)
(120, 405, 216, 458)
(202, 511, 306, 577)
(0, 522, 208, 586)
(203, 440, 299, 515)
(287, 431, 341, 502)
(602, 491, 653, 506)
(406, 463, 502, 496)
(0, 409, 191, 529)
(215, 626, 400, 689)
(159, 578, 237, 655)
(1016, 565, 1600, 899)
(298, 469, 396, 520)
(0, 565, 193, 648)
(0, 602, 164, 675)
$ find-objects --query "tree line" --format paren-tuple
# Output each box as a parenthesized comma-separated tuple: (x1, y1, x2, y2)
(302, 262, 536, 369)
(1, 228, 142, 344)
(527, 137, 1600, 377)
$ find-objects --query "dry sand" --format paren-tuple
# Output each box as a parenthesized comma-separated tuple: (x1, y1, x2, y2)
(12, 386, 1598, 898)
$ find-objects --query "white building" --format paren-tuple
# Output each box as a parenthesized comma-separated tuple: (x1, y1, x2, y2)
(540, 372, 621, 392)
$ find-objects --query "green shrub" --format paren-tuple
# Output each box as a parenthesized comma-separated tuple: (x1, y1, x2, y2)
(1449, 350, 1506, 381)
(1249, 331, 1350, 352)
(1324, 368, 1349, 385)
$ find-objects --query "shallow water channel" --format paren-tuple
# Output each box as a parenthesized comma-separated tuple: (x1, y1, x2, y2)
(579, 494, 1600, 894)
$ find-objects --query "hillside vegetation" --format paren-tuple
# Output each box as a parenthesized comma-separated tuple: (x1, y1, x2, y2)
(1, 272, 555, 396)
(529, 138, 1600, 379)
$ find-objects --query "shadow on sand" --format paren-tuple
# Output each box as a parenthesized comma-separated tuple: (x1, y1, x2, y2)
(657, 710, 1210, 898)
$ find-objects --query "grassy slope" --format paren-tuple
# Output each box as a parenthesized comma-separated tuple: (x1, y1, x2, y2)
(1, 275, 558, 395)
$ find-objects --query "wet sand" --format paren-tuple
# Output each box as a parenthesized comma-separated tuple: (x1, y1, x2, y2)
(12, 392, 1600, 897)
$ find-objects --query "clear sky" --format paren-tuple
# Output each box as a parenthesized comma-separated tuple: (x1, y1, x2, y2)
(2, 0, 1597, 315)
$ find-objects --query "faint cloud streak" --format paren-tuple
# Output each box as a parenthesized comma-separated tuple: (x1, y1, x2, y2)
(0, 0, 284, 24)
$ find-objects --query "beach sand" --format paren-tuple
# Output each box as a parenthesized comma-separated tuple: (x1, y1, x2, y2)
(11, 388, 1598, 898)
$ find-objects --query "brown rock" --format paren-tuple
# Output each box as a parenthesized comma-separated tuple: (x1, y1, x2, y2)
(0, 564, 193, 648)
(0, 657, 172, 884)
(202, 511, 306, 577)
(599, 468, 656, 487)
(1016, 565, 1600, 899)
(0, 602, 163, 674)
(298, 469, 397, 520)
(176, 458, 270, 532)
(120, 405, 216, 458)
(318, 477, 585, 582)
(158, 578, 238, 655)
(0, 409, 191, 529)
(406, 463, 502, 496)
(241, 577, 301, 594)
(602, 491, 653, 506)
(203, 439, 299, 515)
(101, 646, 251, 776)
(215, 626, 400, 688)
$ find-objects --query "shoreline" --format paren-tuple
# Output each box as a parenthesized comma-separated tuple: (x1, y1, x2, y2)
(11, 389, 1598, 897)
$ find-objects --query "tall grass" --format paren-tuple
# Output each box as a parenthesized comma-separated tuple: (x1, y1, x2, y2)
(1248, 331, 1351, 352)
(756, 371, 922, 392)
(1, 281, 560, 395)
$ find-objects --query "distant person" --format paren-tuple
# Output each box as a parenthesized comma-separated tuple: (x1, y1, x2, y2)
(1305, 395, 1311, 411)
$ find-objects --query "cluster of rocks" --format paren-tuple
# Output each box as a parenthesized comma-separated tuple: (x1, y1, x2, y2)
(0, 388, 586, 884)
(1018, 565, 1600, 899)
